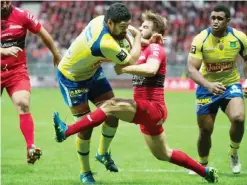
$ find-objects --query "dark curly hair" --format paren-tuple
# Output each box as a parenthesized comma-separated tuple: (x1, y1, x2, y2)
(104, 3, 131, 23)
(212, 5, 231, 19)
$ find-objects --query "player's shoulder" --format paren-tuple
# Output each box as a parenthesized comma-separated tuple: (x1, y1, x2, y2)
(12, 6, 26, 17)
(228, 27, 247, 40)
(193, 28, 211, 42)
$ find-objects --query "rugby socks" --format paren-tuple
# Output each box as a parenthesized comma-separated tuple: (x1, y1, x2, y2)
(170, 150, 206, 177)
(65, 108, 107, 137)
(229, 140, 240, 157)
(198, 156, 209, 166)
(76, 136, 91, 173)
(98, 123, 117, 155)
(19, 113, 34, 149)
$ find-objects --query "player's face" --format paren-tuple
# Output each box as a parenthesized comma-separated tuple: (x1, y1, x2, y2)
(1, 0, 12, 18)
(210, 11, 229, 33)
(108, 20, 130, 40)
(139, 20, 153, 40)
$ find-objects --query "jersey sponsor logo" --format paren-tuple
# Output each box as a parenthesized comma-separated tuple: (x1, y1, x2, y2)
(69, 88, 89, 97)
(206, 62, 233, 72)
(196, 98, 212, 105)
(9, 25, 22, 29)
(116, 50, 127, 62)
(230, 85, 242, 94)
(1, 32, 12, 37)
(230, 41, 237, 48)
(190, 45, 196, 54)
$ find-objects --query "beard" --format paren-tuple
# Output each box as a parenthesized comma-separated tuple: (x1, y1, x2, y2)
(113, 32, 127, 40)
(1, 5, 12, 18)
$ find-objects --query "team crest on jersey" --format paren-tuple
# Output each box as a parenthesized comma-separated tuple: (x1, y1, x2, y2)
(190, 45, 196, 54)
(116, 50, 127, 62)
(230, 41, 237, 48)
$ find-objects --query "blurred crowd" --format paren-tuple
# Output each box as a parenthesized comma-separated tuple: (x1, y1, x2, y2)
(25, 1, 247, 65)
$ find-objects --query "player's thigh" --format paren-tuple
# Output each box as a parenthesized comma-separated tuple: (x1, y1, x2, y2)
(224, 97, 245, 123)
(220, 84, 245, 122)
(143, 132, 172, 160)
(101, 98, 137, 123)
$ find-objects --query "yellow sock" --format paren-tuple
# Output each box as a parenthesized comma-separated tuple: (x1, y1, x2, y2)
(75, 136, 91, 174)
(98, 123, 117, 155)
(198, 156, 208, 166)
(229, 140, 240, 156)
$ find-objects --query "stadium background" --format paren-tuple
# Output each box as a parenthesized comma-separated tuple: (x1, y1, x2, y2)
(2, 1, 247, 185)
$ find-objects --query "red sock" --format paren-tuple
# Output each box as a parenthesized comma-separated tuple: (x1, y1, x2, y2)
(19, 113, 34, 149)
(170, 150, 206, 177)
(65, 108, 107, 137)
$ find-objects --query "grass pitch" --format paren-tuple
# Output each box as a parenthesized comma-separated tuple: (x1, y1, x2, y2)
(1, 89, 247, 185)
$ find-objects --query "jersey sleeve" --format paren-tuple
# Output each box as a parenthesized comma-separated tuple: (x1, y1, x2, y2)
(146, 43, 165, 63)
(188, 31, 206, 60)
(236, 30, 247, 58)
(100, 35, 131, 65)
(22, 10, 41, 33)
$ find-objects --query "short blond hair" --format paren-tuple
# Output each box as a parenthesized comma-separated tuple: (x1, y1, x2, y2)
(142, 11, 167, 36)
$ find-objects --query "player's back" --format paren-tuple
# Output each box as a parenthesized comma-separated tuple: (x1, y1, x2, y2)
(58, 16, 118, 81)
(133, 43, 166, 103)
(190, 26, 247, 86)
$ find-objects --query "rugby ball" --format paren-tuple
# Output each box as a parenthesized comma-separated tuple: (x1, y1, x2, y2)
(117, 31, 134, 52)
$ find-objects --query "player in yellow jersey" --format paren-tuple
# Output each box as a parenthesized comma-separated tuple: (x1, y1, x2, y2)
(187, 5, 247, 175)
(56, 3, 141, 184)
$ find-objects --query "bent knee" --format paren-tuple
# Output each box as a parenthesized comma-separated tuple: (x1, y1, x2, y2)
(231, 114, 245, 124)
(15, 99, 30, 112)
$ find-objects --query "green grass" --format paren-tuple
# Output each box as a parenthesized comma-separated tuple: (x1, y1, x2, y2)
(1, 89, 247, 185)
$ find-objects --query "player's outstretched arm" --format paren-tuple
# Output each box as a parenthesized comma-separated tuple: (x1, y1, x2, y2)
(115, 58, 160, 77)
(0, 47, 23, 57)
(38, 26, 61, 66)
(187, 56, 226, 95)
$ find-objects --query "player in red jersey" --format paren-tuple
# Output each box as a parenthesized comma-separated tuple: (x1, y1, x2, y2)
(1, 1, 61, 164)
(52, 11, 218, 183)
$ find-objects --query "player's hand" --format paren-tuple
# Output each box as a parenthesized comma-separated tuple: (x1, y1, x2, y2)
(114, 64, 124, 75)
(128, 25, 141, 38)
(207, 82, 226, 95)
(53, 54, 62, 67)
(1, 46, 23, 57)
(149, 33, 164, 44)
(242, 79, 247, 98)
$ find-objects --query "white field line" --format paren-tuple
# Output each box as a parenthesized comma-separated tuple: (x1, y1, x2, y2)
(120, 169, 247, 174)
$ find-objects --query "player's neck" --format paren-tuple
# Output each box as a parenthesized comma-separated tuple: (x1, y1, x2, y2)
(212, 30, 227, 38)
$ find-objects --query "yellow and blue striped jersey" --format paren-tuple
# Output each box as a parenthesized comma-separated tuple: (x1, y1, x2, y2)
(58, 16, 131, 81)
(189, 26, 247, 86)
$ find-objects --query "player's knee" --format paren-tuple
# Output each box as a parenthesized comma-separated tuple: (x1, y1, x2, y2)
(105, 115, 119, 127)
(101, 98, 119, 113)
(16, 99, 30, 113)
(231, 113, 245, 125)
(199, 127, 213, 136)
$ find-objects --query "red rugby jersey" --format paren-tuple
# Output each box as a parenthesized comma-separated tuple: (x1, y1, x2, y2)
(132, 43, 167, 103)
(1, 6, 41, 70)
